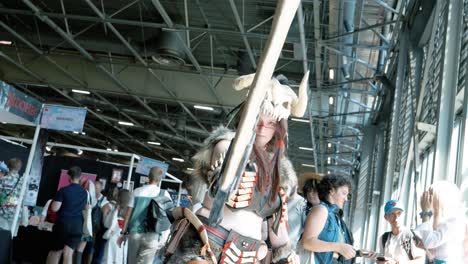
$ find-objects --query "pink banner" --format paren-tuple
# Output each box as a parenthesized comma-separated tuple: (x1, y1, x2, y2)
(57, 169, 97, 190)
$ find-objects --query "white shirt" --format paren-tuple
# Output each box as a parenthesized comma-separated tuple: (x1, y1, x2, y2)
(127, 184, 172, 208)
(378, 227, 425, 262)
(414, 217, 465, 263)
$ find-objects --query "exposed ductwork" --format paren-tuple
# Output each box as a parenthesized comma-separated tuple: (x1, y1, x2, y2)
(152, 29, 187, 66)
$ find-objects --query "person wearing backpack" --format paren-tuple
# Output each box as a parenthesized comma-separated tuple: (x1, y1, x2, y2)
(376, 200, 425, 264)
(117, 166, 173, 264)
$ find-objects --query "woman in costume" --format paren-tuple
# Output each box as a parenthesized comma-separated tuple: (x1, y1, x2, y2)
(165, 72, 308, 264)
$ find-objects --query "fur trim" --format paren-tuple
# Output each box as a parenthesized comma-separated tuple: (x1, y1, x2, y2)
(279, 157, 297, 197)
(191, 127, 297, 198)
(271, 242, 294, 263)
(192, 126, 235, 184)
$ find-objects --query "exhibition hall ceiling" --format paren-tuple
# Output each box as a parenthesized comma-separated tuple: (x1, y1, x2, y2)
(0, 0, 397, 176)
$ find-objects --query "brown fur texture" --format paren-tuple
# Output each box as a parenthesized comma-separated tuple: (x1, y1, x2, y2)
(191, 126, 297, 199)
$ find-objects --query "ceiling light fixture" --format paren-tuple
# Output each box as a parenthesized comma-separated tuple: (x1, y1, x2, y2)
(72, 89, 91, 95)
(147, 141, 161, 146)
(329, 96, 334, 105)
(0, 40, 12, 45)
(328, 143, 332, 148)
(329, 69, 335, 80)
(194, 105, 214, 111)
(299, 147, 314, 151)
(291, 118, 310, 123)
(46, 146, 52, 152)
(81, 132, 86, 135)
(118, 121, 134, 126)
(1, 122, 7, 124)
(172, 157, 184, 162)
(302, 164, 316, 168)
(77, 149, 83, 155)
(73, 131, 79, 134)
(327, 170, 331, 174)
(186, 168, 194, 171)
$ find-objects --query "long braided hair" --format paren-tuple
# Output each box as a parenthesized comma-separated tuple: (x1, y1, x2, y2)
(232, 105, 288, 203)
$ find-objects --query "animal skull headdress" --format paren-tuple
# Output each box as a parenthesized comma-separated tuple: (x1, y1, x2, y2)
(233, 72, 309, 121)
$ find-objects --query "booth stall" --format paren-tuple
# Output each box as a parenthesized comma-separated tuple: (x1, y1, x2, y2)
(0, 80, 184, 263)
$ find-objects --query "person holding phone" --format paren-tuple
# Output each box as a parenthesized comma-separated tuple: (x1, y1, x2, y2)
(301, 174, 356, 264)
(375, 200, 425, 264)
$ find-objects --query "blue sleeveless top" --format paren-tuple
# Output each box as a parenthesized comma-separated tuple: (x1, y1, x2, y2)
(314, 201, 341, 263)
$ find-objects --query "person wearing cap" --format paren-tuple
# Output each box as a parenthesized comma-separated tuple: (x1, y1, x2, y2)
(376, 200, 425, 264)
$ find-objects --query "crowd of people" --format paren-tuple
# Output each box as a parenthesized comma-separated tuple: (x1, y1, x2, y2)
(0, 72, 467, 264)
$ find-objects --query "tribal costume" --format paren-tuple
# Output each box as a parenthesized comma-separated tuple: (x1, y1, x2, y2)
(164, 71, 309, 264)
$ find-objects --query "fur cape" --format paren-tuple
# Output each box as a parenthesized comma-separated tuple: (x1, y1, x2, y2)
(190, 126, 298, 200)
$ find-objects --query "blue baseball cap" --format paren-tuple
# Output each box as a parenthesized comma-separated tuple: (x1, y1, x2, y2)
(0, 161, 9, 174)
(384, 199, 405, 215)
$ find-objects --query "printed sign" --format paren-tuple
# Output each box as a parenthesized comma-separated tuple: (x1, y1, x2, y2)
(40, 104, 87, 132)
(57, 169, 96, 190)
(136, 157, 169, 176)
(167, 191, 190, 207)
(0, 80, 42, 124)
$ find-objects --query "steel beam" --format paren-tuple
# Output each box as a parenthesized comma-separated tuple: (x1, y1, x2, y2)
(372, 0, 399, 15)
(247, 16, 273, 33)
(0, 16, 192, 158)
(433, 0, 463, 181)
(0, 50, 174, 164)
(383, 30, 408, 203)
(313, 0, 324, 172)
(228, 0, 257, 69)
(323, 20, 397, 41)
(150, 0, 226, 113)
(22, 0, 202, 148)
(361, 18, 389, 45)
(297, 2, 318, 171)
(84, 0, 209, 133)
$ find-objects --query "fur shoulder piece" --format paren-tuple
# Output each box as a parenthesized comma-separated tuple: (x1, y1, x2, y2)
(192, 126, 235, 184)
(279, 156, 298, 197)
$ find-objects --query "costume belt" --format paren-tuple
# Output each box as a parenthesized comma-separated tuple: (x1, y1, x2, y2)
(198, 216, 261, 264)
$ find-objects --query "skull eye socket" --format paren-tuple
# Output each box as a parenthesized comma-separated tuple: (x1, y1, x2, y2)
(282, 102, 289, 108)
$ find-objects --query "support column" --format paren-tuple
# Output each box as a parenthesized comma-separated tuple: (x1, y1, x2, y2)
(432, 0, 463, 181)
(383, 30, 408, 203)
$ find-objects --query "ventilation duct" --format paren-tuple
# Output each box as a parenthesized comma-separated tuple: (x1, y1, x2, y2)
(152, 29, 187, 66)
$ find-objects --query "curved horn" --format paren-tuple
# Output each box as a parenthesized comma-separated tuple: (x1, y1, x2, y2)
(232, 73, 256, 91)
(291, 71, 309, 117)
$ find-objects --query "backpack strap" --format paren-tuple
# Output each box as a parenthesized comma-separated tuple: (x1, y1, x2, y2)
(382, 231, 391, 249)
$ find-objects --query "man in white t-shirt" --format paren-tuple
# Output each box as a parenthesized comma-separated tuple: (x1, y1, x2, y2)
(377, 200, 425, 264)
(118, 166, 173, 264)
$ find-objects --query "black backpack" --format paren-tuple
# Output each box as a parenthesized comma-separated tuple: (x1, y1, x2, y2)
(91, 196, 105, 232)
(381, 230, 415, 260)
(144, 190, 175, 233)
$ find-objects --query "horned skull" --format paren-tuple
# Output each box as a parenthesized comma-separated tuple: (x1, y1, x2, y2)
(233, 71, 309, 120)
